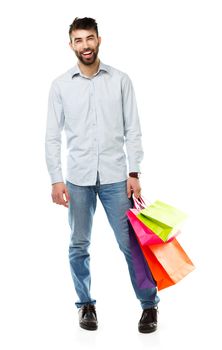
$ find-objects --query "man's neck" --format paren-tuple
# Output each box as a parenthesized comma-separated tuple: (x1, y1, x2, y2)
(78, 58, 100, 77)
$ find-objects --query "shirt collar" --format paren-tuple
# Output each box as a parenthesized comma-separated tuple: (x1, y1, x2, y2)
(70, 61, 110, 79)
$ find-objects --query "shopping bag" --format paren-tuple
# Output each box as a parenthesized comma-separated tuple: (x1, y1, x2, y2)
(137, 198, 187, 242)
(127, 196, 180, 245)
(128, 223, 157, 289)
(140, 238, 195, 290)
(127, 208, 179, 245)
(126, 196, 194, 291)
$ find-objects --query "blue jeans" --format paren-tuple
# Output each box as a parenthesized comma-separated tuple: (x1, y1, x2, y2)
(66, 172, 160, 310)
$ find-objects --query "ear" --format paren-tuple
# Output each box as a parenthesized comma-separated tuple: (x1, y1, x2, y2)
(98, 36, 102, 45)
(69, 41, 74, 50)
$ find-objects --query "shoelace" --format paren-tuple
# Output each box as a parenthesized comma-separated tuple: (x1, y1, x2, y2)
(141, 307, 158, 323)
(82, 304, 96, 317)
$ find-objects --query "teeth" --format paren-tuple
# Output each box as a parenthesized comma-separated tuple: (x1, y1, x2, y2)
(83, 51, 92, 55)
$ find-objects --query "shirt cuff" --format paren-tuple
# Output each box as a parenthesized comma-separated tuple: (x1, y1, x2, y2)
(128, 164, 141, 173)
(50, 173, 64, 185)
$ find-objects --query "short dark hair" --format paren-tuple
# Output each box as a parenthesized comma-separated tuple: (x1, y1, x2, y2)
(69, 17, 99, 41)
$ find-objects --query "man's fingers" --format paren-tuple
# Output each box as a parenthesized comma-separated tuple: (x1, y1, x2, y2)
(57, 192, 68, 206)
(133, 190, 142, 199)
(64, 188, 70, 202)
(127, 182, 132, 198)
(127, 178, 142, 199)
(62, 192, 69, 207)
(52, 192, 69, 207)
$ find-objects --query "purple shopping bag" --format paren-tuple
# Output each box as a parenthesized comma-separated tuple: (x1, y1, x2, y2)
(128, 222, 156, 289)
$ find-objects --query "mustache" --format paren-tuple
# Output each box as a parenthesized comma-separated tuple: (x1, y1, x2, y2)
(81, 48, 94, 53)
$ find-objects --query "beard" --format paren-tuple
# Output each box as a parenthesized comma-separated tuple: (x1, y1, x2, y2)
(74, 43, 100, 66)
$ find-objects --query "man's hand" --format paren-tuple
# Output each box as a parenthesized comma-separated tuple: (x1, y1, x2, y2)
(51, 182, 70, 208)
(127, 177, 142, 199)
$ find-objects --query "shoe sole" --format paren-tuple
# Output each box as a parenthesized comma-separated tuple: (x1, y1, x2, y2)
(138, 326, 157, 334)
(80, 322, 98, 331)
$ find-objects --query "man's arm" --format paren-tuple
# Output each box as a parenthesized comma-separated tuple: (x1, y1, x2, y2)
(45, 82, 70, 207)
(122, 74, 144, 198)
(45, 81, 65, 185)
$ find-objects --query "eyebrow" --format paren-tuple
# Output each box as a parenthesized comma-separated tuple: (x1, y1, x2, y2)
(73, 34, 95, 42)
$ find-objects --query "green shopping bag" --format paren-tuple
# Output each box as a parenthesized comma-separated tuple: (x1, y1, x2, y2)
(137, 200, 187, 242)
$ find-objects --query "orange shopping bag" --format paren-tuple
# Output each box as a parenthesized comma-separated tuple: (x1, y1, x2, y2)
(141, 238, 195, 291)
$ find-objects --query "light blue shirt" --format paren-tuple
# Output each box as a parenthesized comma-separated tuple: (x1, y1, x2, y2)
(45, 61, 144, 185)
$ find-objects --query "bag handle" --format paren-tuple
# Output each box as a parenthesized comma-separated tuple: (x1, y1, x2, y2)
(133, 194, 149, 210)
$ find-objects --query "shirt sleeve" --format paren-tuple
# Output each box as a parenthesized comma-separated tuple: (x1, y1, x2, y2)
(122, 74, 144, 174)
(45, 81, 65, 184)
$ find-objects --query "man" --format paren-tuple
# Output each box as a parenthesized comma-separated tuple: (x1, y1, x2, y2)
(45, 17, 160, 333)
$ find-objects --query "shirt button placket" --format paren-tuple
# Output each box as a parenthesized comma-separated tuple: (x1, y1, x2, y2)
(90, 79, 99, 177)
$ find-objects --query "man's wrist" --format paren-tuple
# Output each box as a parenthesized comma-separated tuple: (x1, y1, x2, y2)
(52, 181, 64, 186)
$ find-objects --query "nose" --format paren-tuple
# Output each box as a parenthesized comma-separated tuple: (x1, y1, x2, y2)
(82, 39, 89, 50)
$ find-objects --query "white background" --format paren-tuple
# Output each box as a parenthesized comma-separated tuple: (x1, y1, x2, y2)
(0, 0, 221, 349)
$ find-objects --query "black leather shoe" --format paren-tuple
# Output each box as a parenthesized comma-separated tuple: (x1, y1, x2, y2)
(78, 304, 98, 331)
(138, 307, 158, 333)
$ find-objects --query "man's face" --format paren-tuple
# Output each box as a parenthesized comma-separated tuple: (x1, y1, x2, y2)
(69, 29, 101, 65)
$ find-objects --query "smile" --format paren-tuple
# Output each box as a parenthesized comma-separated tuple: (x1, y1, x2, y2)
(82, 50, 93, 57)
